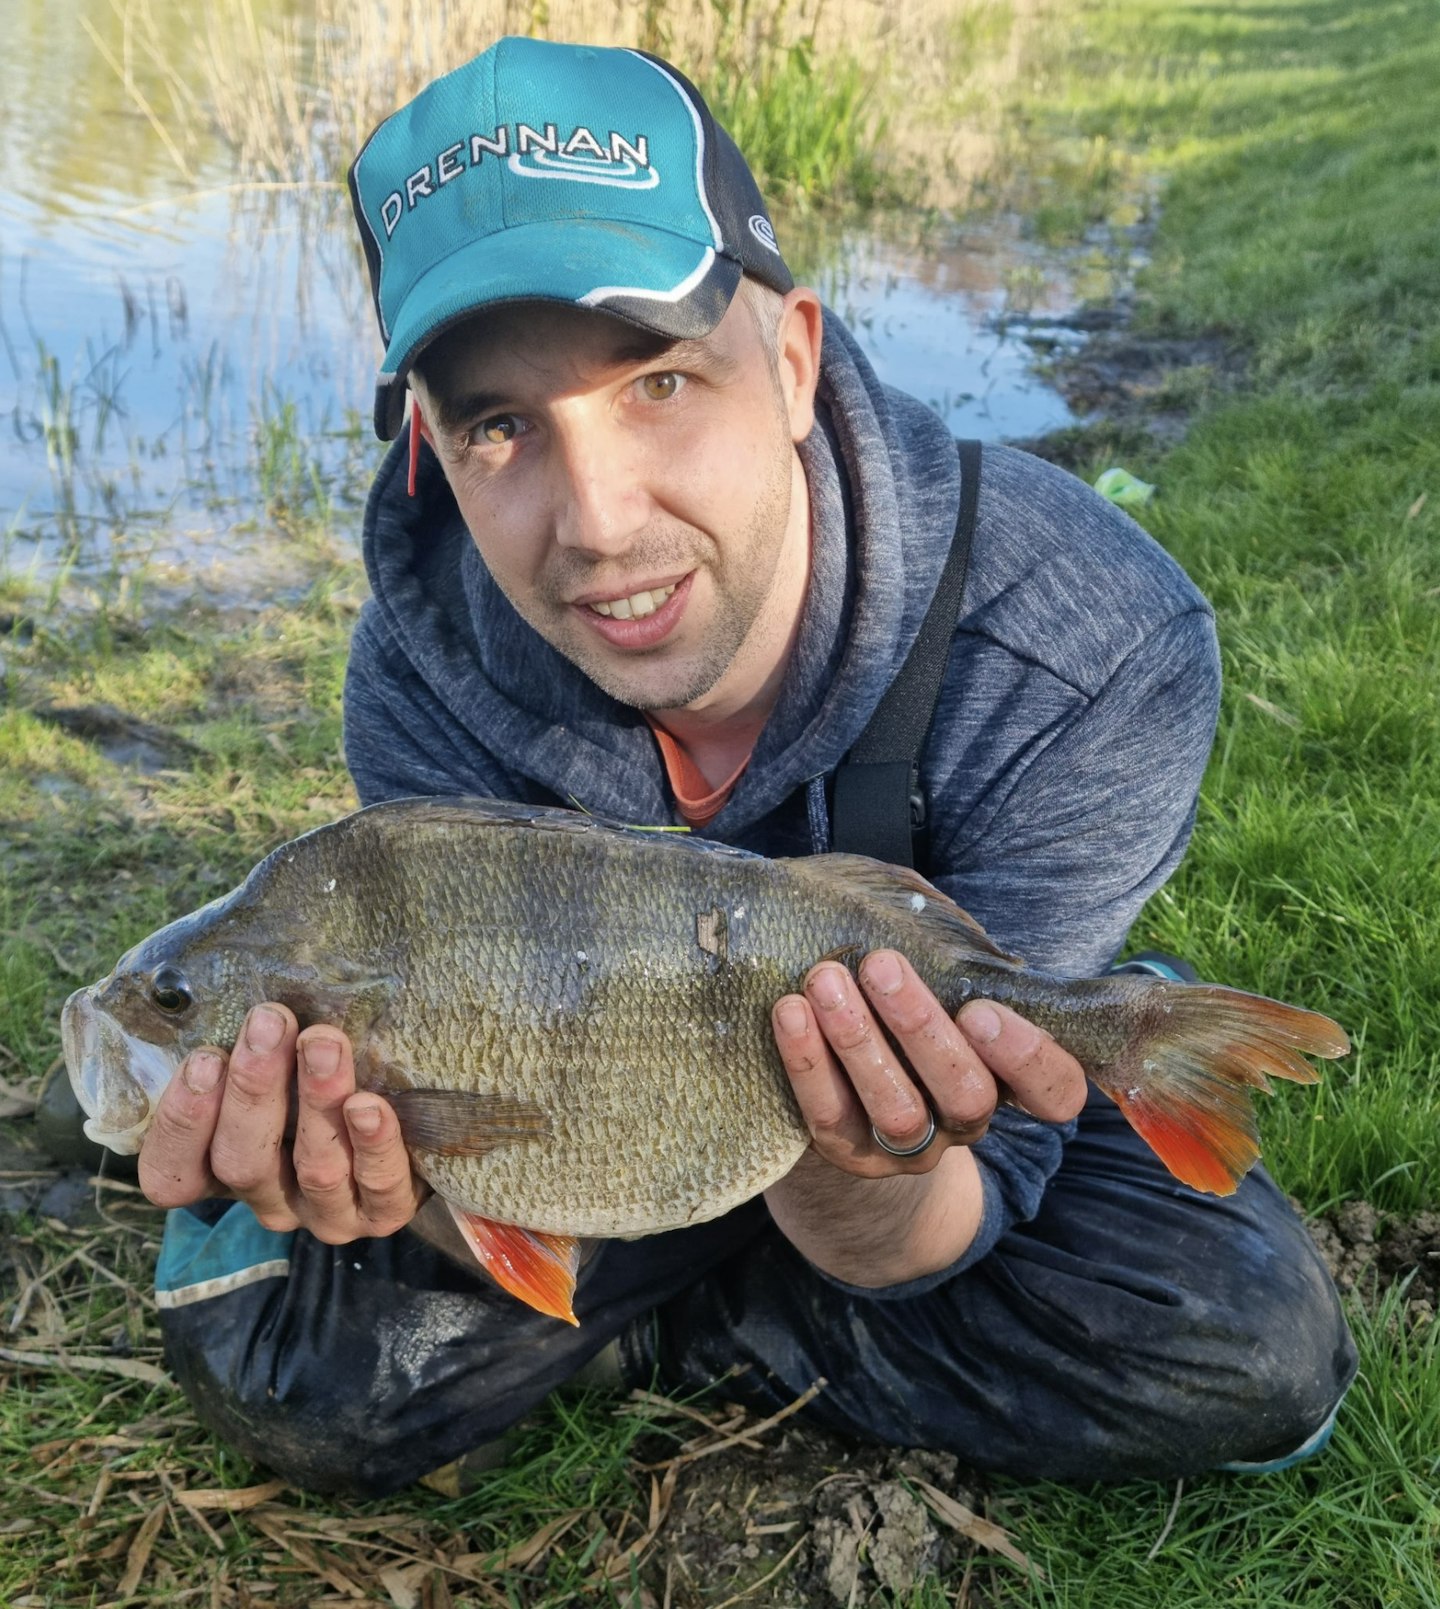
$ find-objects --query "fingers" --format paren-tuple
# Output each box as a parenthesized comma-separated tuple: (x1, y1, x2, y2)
(206, 1004, 301, 1230)
(138, 1003, 425, 1245)
(343, 1092, 427, 1235)
(857, 952, 998, 1138)
(773, 956, 975, 1177)
(956, 999, 1088, 1123)
(771, 993, 879, 1170)
(772, 952, 1088, 1177)
(291, 1029, 421, 1242)
(138, 1046, 228, 1208)
(291, 1029, 362, 1240)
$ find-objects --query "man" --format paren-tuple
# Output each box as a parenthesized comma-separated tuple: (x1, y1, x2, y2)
(140, 37, 1354, 1496)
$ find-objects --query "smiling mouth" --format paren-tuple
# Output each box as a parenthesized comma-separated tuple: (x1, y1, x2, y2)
(585, 583, 678, 621)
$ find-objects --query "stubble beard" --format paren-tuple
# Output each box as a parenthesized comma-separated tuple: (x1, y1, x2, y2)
(533, 434, 796, 714)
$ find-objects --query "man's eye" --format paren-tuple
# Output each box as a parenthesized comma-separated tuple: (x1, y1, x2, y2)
(640, 372, 684, 401)
(476, 415, 519, 445)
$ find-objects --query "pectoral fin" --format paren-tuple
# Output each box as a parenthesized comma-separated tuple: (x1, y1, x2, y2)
(445, 1203, 581, 1325)
(387, 1088, 551, 1157)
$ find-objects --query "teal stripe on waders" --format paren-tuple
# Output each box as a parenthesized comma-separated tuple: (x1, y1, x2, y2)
(155, 1204, 295, 1310)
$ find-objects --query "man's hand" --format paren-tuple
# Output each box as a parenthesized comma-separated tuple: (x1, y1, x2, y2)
(138, 1003, 426, 1243)
(772, 950, 1087, 1172)
(765, 950, 1088, 1285)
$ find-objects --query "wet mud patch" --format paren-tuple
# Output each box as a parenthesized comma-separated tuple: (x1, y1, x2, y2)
(1306, 1200, 1440, 1326)
(30, 700, 203, 774)
(1008, 297, 1246, 474)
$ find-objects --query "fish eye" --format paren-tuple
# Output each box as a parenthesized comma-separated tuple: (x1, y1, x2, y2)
(150, 965, 193, 1014)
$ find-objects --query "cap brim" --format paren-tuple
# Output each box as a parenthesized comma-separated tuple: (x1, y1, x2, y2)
(374, 219, 743, 439)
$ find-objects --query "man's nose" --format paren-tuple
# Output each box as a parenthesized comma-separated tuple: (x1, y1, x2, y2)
(550, 416, 649, 554)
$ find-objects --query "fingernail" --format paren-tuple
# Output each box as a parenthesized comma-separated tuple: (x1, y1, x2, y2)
(774, 999, 809, 1037)
(808, 966, 846, 1010)
(301, 1037, 339, 1079)
(963, 1002, 1002, 1043)
(863, 952, 902, 996)
(246, 1006, 285, 1053)
(182, 1050, 223, 1095)
(347, 1102, 381, 1137)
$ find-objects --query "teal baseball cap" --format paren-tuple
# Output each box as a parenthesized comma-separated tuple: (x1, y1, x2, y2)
(348, 36, 795, 440)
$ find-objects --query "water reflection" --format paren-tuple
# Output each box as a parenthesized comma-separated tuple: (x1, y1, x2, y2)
(0, 4, 1098, 576)
(814, 219, 1093, 441)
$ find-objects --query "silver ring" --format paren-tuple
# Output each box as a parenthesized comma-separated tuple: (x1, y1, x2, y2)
(870, 1110, 938, 1157)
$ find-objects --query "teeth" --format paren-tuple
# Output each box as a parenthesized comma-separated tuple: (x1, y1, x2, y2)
(588, 584, 676, 620)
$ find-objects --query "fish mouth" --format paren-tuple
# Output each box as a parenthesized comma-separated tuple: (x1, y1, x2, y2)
(61, 988, 180, 1158)
(81, 1115, 149, 1157)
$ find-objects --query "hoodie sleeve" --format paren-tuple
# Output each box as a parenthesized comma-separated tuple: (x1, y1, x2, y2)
(343, 604, 516, 806)
(829, 604, 1221, 1296)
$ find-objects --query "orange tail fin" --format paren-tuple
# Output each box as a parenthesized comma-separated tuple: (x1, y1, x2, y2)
(1090, 985, 1349, 1196)
(446, 1202, 582, 1325)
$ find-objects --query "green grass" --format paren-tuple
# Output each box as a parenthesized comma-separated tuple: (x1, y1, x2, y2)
(991, 1292, 1440, 1607)
(1022, 0, 1440, 1224)
(702, 35, 894, 207)
(4, 0, 1440, 1602)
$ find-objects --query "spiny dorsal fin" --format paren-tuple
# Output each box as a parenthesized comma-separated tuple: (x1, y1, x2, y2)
(778, 853, 1026, 967)
(348, 795, 762, 863)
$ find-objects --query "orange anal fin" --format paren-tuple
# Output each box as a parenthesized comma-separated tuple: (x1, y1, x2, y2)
(1106, 1084, 1255, 1197)
(446, 1203, 581, 1325)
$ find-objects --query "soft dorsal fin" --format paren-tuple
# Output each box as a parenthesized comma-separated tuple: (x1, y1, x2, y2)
(778, 853, 1026, 967)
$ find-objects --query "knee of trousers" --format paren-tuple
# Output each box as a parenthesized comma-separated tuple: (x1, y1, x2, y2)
(1087, 1235, 1360, 1479)
(1200, 1254, 1358, 1466)
(158, 1285, 460, 1497)
(154, 1209, 543, 1497)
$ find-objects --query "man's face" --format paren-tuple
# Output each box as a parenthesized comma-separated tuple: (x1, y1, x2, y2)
(411, 288, 821, 716)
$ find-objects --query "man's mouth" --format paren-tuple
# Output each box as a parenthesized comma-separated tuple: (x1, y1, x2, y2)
(584, 583, 678, 620)
(573, 573, 694, 650)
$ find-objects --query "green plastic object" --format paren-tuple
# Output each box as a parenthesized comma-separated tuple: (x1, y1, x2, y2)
(1093, 467, 1157, 509)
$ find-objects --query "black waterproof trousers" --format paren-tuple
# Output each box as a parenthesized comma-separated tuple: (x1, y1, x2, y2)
(157, 1088, 1356, 1496)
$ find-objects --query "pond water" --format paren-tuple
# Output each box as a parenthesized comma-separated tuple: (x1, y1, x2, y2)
(0, 1, 1106, 580)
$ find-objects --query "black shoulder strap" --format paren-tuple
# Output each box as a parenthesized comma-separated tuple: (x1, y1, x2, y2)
(828, 438, 982, 868)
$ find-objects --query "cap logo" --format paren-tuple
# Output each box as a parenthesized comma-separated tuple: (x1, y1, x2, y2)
(375, 123, 658, 240)
(510, 125, 658, 190)
(747, 214, 781, 254)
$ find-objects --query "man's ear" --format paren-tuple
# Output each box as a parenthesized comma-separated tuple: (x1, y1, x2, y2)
(776, 288, 824, 444)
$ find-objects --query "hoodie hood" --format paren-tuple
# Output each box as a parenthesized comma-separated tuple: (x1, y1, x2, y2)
(358, 310, 963, 836)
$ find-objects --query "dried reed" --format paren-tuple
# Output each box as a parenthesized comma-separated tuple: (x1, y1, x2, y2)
(193, 0, 1040, 205)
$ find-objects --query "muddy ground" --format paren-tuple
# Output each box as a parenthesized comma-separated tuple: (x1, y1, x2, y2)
(1007, 288, 1245, 475)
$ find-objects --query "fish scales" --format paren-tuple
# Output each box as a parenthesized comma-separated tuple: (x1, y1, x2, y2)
(354, 808, 843, 1233)
(247, 801, 867, 1234)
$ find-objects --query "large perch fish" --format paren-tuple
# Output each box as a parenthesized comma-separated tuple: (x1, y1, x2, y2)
(63, 797, 1349, 1323)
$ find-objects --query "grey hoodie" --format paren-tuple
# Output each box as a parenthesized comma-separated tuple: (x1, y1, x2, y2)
(343, 312, 1221, 1281)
